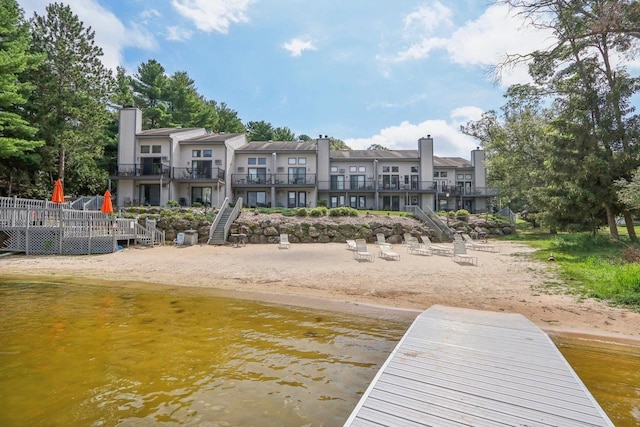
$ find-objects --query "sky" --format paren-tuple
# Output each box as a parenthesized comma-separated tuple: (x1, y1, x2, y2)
(16, 0, 639, 158)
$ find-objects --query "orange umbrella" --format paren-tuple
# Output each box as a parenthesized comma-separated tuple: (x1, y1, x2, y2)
(51, 179, 64, 203)
(101, 189, 113, 214)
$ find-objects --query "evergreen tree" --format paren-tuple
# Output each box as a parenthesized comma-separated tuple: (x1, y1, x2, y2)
(130, 59, 170, 129)
(27, 2, 114, 196)
(212, 101, 245, 133)
(0, 0, 44, 196)
(246, 120, 274, 141)
(273, 126, 295, 141)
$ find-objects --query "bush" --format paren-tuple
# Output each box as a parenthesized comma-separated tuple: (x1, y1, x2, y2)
(317, 199, 328, 208)
(296, 208, 308, 217)
(309, 207, 327, 217)
(328, 207, 359, 217)
(166, 200, 179, 208)
(455, 209, 470, 221)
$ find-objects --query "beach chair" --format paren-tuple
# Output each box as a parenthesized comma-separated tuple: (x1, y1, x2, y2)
(403, 233, 419, 247)
(452, 241, 478, 265)
(379, 244, 400, 261)
(278, 233, 290, 249)
(354, 239, 374, 262)
(345, 239, 357, 251)
(375, 233, 388, 246)
(421, 235, 453, 256)
(461, 233, 499, 252)
(406, 241, 432, 256)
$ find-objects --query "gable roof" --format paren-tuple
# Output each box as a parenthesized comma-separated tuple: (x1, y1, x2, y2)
(236, 141, 317, 152)
(331, 150, 419, 160)
(137, 127, 202, 137)
(181, 133, 244, 143)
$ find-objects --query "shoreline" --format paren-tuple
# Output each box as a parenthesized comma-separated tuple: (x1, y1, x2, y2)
(2, 241, 639, 346)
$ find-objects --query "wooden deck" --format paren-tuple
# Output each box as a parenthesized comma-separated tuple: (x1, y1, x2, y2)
(344, 305, 614, 427)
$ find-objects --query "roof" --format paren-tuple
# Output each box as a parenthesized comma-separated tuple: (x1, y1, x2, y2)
(180, 133, 244, 144)
(434, 156, 472, 168)
(235, 141, 318, 152)
(331, 150, 419, 160)
(137, 127, 202, 137)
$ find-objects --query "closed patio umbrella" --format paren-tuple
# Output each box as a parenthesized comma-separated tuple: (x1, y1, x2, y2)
(51, 179, 64, 203)
(101, 189, 113, 214)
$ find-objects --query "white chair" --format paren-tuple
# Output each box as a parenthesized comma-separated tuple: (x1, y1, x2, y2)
(379, 245, 400, 261)
(406, 241, 432, 256)
(421, 235, 453, 256)
(278, 233, 290, 249)
(345, 239, 357, 251)
(453, 241, 478, 265)
(354, 239, 374, 262)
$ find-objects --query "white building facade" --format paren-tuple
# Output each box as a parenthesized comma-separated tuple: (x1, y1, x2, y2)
(112, 109, 497, 213)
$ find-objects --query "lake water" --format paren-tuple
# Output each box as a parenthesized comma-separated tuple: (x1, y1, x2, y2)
(0, 279, 638, 426)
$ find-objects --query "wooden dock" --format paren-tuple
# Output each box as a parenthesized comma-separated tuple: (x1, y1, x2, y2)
(345, 305, 613, 427)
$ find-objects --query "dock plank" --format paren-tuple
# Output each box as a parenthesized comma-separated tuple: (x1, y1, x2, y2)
(344, 305, 613, 427)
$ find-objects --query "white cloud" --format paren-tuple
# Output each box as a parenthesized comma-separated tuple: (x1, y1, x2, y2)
(171, 0, 253, 34)
(166, 26, 193, 42)
(403, 2, 453, 37)
(18, 0, 157, 71)
(344, 115, 481, 158)
(391, 3, 556, 87)
(282, 38, 317, 57)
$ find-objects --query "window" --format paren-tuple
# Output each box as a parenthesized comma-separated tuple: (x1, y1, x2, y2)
(465, 174, 472, 179)
(391, 166, 399, 172)
(457, 174, 464, 180)
(258, 157, 266, 165)
(349, 166, 357, 173)
(358, 166, 366, 173)
(248, 168, 267, 184)
(248, 158, 256, 165)
(192, 150, 201, 157)
(203, 149, 212, 157)
(298, 157, 306, 165)
(152, 145, 161, 153)
(433, 171, 440, 177)
(382, 166, 390, 173)
(247, 191, 267, 208)
(288, 157, 296, 165)
(350, 175, 365, 190)
(289, 167, 306, 184)
(411, 166, 418, 173)
(330, 166, 338, 173)
(440, 171, 447, 177)
(141, 145, 150, 153)
(331, 175, 345, 190)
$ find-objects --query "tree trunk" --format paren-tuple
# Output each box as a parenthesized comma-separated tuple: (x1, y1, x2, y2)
(58, 145, 65, 182)
(605, 204, 619, 241)
(624, 211, 638, 243)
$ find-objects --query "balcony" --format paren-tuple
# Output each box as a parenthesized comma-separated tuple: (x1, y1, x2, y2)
(231, 173, 317, 186)
(111, 164, 170, 179)
(172, 167, 225, 182)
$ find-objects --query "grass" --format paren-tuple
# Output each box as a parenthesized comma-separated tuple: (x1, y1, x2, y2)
(501, 229, 640, 309)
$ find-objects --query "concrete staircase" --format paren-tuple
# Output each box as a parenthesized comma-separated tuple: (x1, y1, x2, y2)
(208, 207, 234, 245)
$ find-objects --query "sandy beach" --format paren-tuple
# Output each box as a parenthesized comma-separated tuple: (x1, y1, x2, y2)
(2, 240, 639, 344)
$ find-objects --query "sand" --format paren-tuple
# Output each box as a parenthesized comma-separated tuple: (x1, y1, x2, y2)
(2, 240, 639, 344)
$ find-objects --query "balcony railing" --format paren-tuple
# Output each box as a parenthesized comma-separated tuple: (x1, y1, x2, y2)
(172, 167, 225, 181)
(113, 164, 169, 178)
(231, 173, 317, 186)
(112, 164, 224, 181)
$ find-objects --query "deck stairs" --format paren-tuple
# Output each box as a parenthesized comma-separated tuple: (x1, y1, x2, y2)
(207, 197, 243, 245)
(405, 205, 454, 241)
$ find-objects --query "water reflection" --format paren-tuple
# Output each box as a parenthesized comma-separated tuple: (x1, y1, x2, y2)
(553, 335, 640, 427)
(0, 280, 408, 426)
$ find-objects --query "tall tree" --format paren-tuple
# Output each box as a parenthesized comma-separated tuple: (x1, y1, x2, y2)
(329, 137, 351, 150)
(273, 126, 295, 141)
(211, 101, 245, 133)
(0, 0, 44, 196)
(368, 144, 389, 150)
(27, 2, 114, 195)
(246, 120, 274, 141)
(130, 59, 170, 129)
(497, 0, 640, 240)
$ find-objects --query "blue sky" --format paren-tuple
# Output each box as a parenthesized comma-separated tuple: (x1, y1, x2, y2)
(17, 0, 639, 158)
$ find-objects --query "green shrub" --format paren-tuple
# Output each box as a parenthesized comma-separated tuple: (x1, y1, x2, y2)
(166, 200, 179, 208)
(309, 207, 327, 217)
(328, 207, 359, 217)
(317, 199, 328, 208)
(281, 209, 296, 217)
(455, 209, 470, 221)
(192, 202, 203, 208)
(296, 208, 308, 217)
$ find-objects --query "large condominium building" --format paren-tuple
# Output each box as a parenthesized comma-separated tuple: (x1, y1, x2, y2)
(111, 108, 497, 213)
